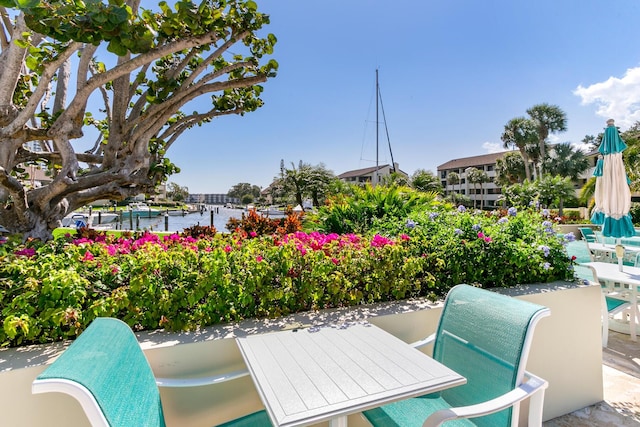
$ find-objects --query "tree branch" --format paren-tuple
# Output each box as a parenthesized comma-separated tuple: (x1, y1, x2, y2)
(50, 30, 224, 135)
(0, 40, 83, 137)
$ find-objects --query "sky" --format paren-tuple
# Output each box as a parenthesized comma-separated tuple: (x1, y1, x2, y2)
(167, 0, 640, 194)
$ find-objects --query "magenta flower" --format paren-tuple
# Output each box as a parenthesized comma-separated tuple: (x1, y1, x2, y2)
(331, 257, 339, 265)
(250, 231, 257, 238)
(370, 234, 394, 247)
(224, 245, 232, 253)
(82, 251, 95, 262)
(14, 248, 36, 258)
(256, 255, 263, 262)
(400, 234, 410, 241)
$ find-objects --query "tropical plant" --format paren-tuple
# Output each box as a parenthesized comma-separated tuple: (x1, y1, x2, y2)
(501, 117, 537, 181)
(535, 175, 576, 215)
(446, 171, 460, 195)
(411, 169, 442, 194)
(544, 143, 590, 180)
(0, 1, 277, 240)
(526, 103, 568, 177)
(466, 167, 490, 209)
(313, 185, 439, 234)
(0, 205, 576, 347)
(495, 151, 526, 186)
(271, 162, 336, 209)
(499, 180, 539, 208)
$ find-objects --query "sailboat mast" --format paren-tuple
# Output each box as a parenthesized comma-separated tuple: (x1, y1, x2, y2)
(375, 69, 379, 185)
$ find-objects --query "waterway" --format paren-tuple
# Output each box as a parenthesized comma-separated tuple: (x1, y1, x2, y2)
(102, 206, 245, 233)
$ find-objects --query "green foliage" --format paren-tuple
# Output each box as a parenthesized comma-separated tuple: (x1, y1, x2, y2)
(630, 203, 640, 225)
(313, 185, 441, 234)
(0, 201, 577, 347)
(0, 204, 576, 347)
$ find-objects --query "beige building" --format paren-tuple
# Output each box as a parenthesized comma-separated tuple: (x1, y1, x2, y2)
(437, 149, 600, 209)
(338, 163, 407, 186)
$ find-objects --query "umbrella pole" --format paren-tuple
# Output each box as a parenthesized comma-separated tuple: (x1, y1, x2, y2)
(615, 239, 624, 272)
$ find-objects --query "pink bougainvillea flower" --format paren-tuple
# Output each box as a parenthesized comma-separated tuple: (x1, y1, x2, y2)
(370, 234, 394, 248)
(14, 248, 36, 258)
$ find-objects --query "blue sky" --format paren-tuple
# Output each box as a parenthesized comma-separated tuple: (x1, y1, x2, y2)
(169, 0, 640, 194)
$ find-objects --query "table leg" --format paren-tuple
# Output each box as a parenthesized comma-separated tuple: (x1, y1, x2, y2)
(329, 415, 348, 427)
(632, 292, 638, 342)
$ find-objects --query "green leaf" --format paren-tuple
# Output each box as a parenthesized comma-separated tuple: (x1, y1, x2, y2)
(15, 0, 40, 8)
(107, 38, 127, 56)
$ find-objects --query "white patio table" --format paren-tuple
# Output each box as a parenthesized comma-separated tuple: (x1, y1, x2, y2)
(584, 261, 640, 341)
(587, 242, 640, 264)
(236, 322, 466, 427)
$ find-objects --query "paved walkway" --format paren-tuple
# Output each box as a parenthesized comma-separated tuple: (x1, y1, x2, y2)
(544, 331, 640, 426)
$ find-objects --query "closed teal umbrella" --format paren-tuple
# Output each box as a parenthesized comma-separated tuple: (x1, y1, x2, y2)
(590, 119, 635, 238)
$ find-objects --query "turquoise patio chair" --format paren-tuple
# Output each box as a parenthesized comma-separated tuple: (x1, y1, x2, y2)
(362, 284, 550, 427)
(578, 227, 598, 243)
(32, 317, 271, 427)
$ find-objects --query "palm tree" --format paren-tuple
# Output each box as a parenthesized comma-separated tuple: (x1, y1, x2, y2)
(446, 171, 460, 197)
(545, 143, 590, 181)
(466, 167, 490, 209)
(410, 169, 442, 194)
(526, 104, 568, 177)
(495, 152, 526, 186)
(501, 117, 537, 181)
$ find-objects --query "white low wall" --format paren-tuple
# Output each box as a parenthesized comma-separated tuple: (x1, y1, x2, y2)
(0, 282, 603, 427)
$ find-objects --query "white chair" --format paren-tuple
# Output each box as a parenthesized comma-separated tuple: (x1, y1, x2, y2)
(362, 284, 550, 427)
(576, 264, 633, 347)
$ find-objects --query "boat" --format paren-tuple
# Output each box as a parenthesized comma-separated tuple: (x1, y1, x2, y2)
(121, 202, 162, 218)
(258, 206, 285, 216)
(61, 211, 118, 228)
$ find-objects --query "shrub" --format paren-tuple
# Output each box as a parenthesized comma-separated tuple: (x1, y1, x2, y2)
(0, 205, 576, 347)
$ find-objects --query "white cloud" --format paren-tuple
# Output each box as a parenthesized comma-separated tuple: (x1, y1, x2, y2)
(482, 141, 503, 153)
(574, 67, 640, 128)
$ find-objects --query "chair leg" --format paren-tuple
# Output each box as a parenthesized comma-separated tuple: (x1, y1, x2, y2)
(601, 293, 609, 347)
(528, 388, 546, 427)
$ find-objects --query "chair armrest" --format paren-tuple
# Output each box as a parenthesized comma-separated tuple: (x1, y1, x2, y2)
(423, 372, 548, 427)
(156, 369, 249, 388)
(410, 333, 435, 349)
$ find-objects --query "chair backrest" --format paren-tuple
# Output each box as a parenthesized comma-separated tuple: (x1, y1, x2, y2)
(432, 285, 550, 427)
(33, 318, 166, 427)
(578, 227, 597, 243)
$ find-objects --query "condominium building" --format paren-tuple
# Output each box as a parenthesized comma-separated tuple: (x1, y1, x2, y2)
(186, 194, 239, 205)
(437, 149, 599, 209)
(437, 152, 510, 209)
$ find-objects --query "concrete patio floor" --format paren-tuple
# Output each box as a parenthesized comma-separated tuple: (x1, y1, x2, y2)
(543, 331, 640, 426)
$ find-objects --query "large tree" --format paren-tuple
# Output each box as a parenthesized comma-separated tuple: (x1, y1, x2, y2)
(526, 103, 567, 177)
(466, 167, 490, 209)
(227, 182, 261, 201)
(495, 151, 526, 186)
(544, 142, 590, 181)
(272, 162, 336, 209)
(501, 117, 537, 182)
(0, 1, 277, 240)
